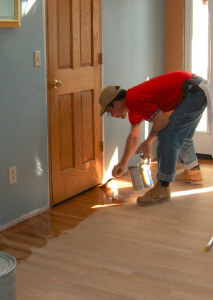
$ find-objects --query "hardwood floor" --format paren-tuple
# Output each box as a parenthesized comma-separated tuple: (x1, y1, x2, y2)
(1, 160, 213, 299)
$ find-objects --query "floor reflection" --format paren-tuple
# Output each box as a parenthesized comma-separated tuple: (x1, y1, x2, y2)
(0, 160, 211, 263)
(0, 174, 133, 263)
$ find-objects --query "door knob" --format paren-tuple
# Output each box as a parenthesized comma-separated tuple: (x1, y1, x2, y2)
(52, 79, 62, 88)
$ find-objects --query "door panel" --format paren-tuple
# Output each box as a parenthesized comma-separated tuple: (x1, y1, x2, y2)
(47, 0, 102, 205)
(82, 90, 95, 162)
(59, 94, 75, 171)
(80, 0, 92, 66)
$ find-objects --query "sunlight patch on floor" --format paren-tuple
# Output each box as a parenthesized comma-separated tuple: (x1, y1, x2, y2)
(91, 203, 125, 209)
(108, 180, 132, 190)
(171, 186, 213, 197)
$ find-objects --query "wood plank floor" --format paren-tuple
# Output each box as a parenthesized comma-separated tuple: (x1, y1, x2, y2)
(1, 160, 213, 300)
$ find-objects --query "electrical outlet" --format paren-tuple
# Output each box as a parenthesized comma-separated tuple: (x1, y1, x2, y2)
(9, 166, 17, 185)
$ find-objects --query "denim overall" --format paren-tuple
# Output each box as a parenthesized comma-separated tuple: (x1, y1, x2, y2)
(156, 76, 207, 182)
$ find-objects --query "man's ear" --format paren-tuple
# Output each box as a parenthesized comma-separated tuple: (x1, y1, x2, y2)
(113, 100, 121, 107)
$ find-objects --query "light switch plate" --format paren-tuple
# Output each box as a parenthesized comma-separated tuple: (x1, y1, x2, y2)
(34, 51, 41, 67)
(9, 166, 17, 185)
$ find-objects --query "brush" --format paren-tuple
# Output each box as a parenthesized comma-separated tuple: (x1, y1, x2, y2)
(98, 169, 121, 188)
(98, 178, 114, 188)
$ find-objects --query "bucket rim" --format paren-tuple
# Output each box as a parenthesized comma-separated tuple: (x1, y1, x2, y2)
(0, 252, 16, 277)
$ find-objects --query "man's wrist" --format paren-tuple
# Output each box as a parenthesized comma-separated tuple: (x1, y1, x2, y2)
(147, 130, 158, 144)
(120, 158, 128, 166)
(145, 137, 153, 145)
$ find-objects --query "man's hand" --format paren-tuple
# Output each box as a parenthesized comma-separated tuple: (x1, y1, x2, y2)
(112, 162, 126, 178)
(135, 110, 170, 163)
(135, 141, 151, 162)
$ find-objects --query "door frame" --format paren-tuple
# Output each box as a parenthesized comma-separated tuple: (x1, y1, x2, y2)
(184, 0, 213, 157)
(45, 0, 53, 206)
(44, 0, 53, 208)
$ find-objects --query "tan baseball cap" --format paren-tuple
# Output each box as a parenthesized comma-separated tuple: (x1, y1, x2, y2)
(99, 86, 122, 116)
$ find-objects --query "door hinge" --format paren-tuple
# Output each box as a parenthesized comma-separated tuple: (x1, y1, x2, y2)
(99, 53, 103, 65)
(101, 141, 104, 152)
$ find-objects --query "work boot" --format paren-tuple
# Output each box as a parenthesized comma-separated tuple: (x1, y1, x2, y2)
(137, 181, 170, 206)
(175, 169, 202, 184)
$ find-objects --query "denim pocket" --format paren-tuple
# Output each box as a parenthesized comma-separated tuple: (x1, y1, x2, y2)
(183, 111, 197, 118)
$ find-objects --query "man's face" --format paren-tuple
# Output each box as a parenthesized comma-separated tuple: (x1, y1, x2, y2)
(105, 101, 127, 119)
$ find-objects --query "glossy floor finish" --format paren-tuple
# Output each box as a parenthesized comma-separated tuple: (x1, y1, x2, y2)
(1, 160, 213, 299)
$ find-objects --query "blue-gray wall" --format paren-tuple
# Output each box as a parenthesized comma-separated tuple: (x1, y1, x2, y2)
(0, 0, 49, 228)
(102, 0, 165, 178)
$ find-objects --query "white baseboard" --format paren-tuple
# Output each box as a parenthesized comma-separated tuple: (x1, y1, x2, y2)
(0, 203, 50, 232)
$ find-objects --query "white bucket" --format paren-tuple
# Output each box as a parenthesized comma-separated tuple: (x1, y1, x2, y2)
(0, 252, 16, 300)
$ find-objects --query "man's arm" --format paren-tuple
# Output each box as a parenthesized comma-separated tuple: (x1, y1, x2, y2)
(135, 110, 171, 160)
(147, 110, 171, 142)
(112, 123, 142, 177)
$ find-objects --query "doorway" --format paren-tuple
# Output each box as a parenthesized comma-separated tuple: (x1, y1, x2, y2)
(185, 0, 213, 157)
(46, 0, 103, 205)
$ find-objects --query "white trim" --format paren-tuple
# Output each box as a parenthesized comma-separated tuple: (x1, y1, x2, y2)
(208, 0, 213, 83)
(184, 0, 193, 71)
(0, 204, 50, 232)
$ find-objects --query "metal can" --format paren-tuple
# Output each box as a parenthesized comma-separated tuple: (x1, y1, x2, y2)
(139, 163, 154, 187)
(128, 165, 144, 191)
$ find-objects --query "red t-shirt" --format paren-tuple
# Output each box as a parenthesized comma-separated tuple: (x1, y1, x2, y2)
(125, 70, 193, 125)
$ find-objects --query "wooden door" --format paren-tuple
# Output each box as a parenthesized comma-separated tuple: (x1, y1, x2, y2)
(46, 0, 102, 205)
